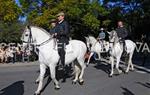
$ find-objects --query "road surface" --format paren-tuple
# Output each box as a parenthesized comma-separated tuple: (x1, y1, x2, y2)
(0, 61, 149, 95)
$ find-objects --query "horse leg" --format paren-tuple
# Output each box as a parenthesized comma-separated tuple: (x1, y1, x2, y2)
(116, 56, 122, 74)
(130, 61, 134, 71)
(109, 56, 114, 77)
(4, 56, 7, 63)
(78, 58, 86, 85)
(2, 57, 4, 64)
(35, 64, 46, 95)
(49, 64, 60, 90)
(126, 52, 134, 73)
(97, 52, 101, 60)
(86, 52, 94, 66)
(35, 75, 40, 84)
(72, 63, 80, 84)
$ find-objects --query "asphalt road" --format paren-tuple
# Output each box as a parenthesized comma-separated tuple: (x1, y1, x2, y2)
(0, 62, 149, 95)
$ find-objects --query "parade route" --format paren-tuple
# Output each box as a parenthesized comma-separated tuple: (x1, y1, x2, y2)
(0, 61, 149, 95)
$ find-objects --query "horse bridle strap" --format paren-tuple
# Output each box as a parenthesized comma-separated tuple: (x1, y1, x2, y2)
(36, 37, 53, 47)
(23, 26, 53, 47)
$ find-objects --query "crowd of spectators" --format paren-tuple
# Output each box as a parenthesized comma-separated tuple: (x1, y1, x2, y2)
(0, 43, 38, 64)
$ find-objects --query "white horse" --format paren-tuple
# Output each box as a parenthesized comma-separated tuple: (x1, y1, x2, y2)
(21, 26, 87, 95)
(108, 30, 136, 77)
(85, 36, 110, 65)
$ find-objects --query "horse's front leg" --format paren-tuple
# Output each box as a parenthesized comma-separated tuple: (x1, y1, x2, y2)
(49, 64, 60, 90)
(35, 64, 46, 95)
(109, 56, 114, 77)
(35, 75, 40, 84)
(86, 52, 94, 66)
(116, 56, 122, 74)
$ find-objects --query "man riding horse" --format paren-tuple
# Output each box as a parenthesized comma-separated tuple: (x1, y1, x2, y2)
(54, 12, 70, 70)
(116, 21, 128, 55)
(97, 28, 109, 52)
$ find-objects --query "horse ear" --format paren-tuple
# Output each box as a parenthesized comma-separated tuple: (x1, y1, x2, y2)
(27, 25, 30, 29)
(107, 31, 111, 35)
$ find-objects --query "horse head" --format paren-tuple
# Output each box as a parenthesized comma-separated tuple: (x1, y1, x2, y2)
(109, 30, 118, 44)
(21, 26, 52, 52)
(85, 36, 91, 49)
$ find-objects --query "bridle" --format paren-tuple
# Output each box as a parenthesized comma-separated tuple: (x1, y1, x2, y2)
(22, 26, 53, 47)
(22, 26, 34, 44)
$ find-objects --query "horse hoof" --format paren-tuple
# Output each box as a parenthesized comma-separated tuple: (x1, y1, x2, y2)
(78, 81, 84, 85)
(55, 87, 60, 90)
(35, 81, 39, 84)
(109, 75, 113, 77)
(72, 81, 77, 84)
(34, 92, 41, 95)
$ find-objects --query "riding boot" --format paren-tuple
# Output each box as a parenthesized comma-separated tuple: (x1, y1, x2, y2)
(122, 41, 127, 56)
(61, 48, 67, 83)
(58, 42, 66, 70)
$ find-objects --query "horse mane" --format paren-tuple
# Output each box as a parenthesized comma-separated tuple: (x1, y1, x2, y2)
(30, 26, 52, 37)
(88, 35, 98, 44)
(88, 35, 97, 41)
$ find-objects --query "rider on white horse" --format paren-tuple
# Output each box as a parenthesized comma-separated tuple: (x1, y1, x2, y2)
(97, 28, 106, 51)
(22, 26, 87, 94)
(116, 21, 128, 55)
(49, 19, 57, 34)
(97, 28, 109, 52)
(54, 12, 70, 69)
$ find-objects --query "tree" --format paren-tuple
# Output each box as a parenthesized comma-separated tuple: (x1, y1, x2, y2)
(0, 0, 23, 43)
(103, 0, 149, 40)
(19, 0, 110, 38)
(0, 21, 24, 43)
(0, 0, 22, 22)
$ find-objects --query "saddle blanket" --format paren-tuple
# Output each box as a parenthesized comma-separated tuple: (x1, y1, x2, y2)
(54, 44, 73, 53)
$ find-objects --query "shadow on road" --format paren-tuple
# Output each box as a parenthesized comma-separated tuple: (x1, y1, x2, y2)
(121, 87, 135, 95)
(136, 82, 150, 88)
(0, 81, 24, 95)
(39, 65, 73, 93)
(93, 61, 110, 74)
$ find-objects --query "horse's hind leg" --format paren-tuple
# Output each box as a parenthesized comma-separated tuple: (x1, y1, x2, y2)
(77, 58, 86, 85)
(35, 64, 46, 95)
(126, 52, 134, 73)
(72, 63, 80, 84)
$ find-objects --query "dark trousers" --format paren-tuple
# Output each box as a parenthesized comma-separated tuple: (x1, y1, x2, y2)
(57, 39, 66, 67)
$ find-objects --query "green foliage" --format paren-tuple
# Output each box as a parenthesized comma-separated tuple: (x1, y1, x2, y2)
(0, 0, 149, 43)
(82, 13, 100, 30)
(19, 0, 110, 35)
(0, 0, 22, 22)
(0, 21, 23, 43)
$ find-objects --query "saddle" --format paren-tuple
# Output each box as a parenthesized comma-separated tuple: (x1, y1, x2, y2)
(53, 42, 73, 53)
